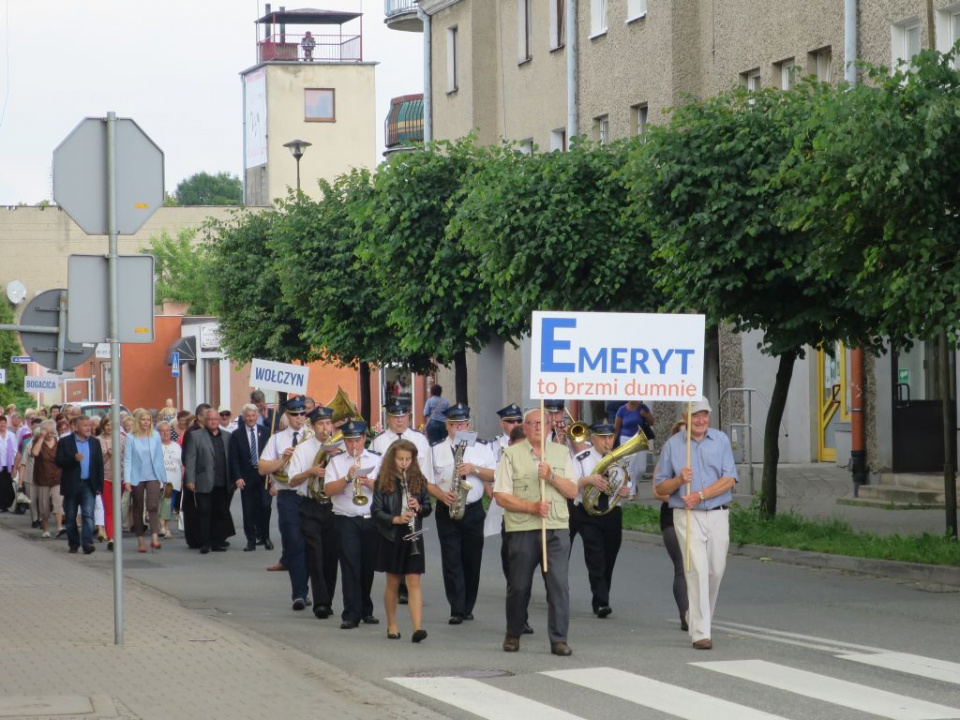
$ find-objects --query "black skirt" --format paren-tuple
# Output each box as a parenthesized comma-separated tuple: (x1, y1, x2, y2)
(375, 525, 425, 575)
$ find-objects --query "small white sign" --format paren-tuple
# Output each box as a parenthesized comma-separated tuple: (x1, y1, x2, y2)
(530, 311, 706, 402)
(250, 358, 309, 395)
(95, 343, 110, 359)
(24, 375, 61, 393)
(200, 324, 220, 350)
(0, 368, 5, 384)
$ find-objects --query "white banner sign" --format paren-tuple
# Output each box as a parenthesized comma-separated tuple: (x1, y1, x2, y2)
(530, 311, 706, 402)
(250, 358, 309, 395)
(24, 375, 61, 394)
(0, 368, 5, 384)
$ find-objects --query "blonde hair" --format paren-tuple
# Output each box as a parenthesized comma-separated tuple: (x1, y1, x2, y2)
(132, 408, 154, 438)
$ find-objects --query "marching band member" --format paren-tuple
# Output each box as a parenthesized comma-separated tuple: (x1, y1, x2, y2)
(288, 407, 340, 620)
(492, 404, 524, 464)
(258, 398, 310, 610)
(324, 420, 382, 629)
(571, 422, 630, 619)
(494, 407, 578, 656)
(427, 403, 495, 625)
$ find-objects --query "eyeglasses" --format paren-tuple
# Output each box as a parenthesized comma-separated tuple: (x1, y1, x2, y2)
(503, 418, 522, 425)
(219, 412, 231, 417)
(524, 421, 543, 428)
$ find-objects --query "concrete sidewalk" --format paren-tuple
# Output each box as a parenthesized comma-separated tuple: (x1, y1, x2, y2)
(0, 525, 448, 720)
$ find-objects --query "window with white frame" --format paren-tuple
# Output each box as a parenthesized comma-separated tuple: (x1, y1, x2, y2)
(742, 69, 761, 91)
(596, 115, 609, 144)
(807, 46, 832, 82)
(518, 0, 532, 62)
(446, 26, 459, 93)
(519, 138, 534, 155)
(935, 4, 960, 66)
(891, 17, 922, 68)
(591, 0, 607, 37)
(550, 0, 565, 49)
(631, 104, 648, 135)
(550, 128, 567, 152)
(776, 59, 796, 90)
(627, 0, 647, 21)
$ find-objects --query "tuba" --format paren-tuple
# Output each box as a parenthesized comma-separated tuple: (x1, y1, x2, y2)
(327, 387, 361, 426)
(308, 430, 342, 501)
(582, 432, 649, 517)
(448, 439, 471, 521)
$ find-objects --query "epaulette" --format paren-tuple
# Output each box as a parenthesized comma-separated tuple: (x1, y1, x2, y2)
(430, 438, 445, 448)
(576, 450, 591, 461)
(367, 448, 382, 456)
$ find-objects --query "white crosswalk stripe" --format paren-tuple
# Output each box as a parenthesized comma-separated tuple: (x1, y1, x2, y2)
(387, 676, 587, 720)
(542, 667, 790, 720)
(838, 652, 960, 686)
(694, 659, 960, 720)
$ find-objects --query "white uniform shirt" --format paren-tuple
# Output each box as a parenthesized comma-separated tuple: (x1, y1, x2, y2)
(493, 433, 510, 464)
(370, 428, 431, 476)
(289, 436, 345, 498)
(431, 438, 496, 506)
(260, 426, 309, 492)
(326, 448, 381, 517)
(572, 446, 632, 506)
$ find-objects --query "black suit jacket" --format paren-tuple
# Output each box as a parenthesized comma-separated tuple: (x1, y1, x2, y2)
(55, 433, 105, 497)
(230, 422, 268, 488)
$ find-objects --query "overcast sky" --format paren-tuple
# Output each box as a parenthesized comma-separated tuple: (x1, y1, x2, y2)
(0, 0, 423, 204)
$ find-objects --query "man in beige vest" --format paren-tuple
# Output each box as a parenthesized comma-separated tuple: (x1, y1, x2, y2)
(493, 407, 578, 656)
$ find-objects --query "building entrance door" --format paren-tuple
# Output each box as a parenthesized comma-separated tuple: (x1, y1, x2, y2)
(817, 344, 847, 462)
(891, 341, 954, 472)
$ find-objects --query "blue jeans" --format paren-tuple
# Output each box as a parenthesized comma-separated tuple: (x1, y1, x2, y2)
(276, 491, 308, 601)
(426, 419, 448, 444)
(63, 483, 96, 550)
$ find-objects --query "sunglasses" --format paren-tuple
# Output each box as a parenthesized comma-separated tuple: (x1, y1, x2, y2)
(503, 418, 522, 425)
(288, 411, 305, 416)
(219, 412, 231, 417)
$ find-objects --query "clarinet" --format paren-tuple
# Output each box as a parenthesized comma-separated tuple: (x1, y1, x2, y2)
(400, 469, 421, 556)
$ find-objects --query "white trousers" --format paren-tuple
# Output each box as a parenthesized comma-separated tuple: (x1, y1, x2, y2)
(94, 494, 104, 525)
(672, 508, 729, 642)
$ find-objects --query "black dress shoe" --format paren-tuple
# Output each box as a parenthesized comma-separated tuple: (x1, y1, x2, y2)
(244, 543, 256, 552)
(31, 520, 40, 529)
(263, 539, 274, 551)
(340, 621, 358, 629)
(68, 546, 79, 554)
(314, 606, 330, 619)
(292, 598, 306, 611)
(412, 629, 427, 643)
(597, 606, 612, 619)
(82, 545, 96, 555)
(448, 615, 464, 625)
(200, 546, 211, 555)
(522, 623, 534, 635)
(362, 615, 379, 625)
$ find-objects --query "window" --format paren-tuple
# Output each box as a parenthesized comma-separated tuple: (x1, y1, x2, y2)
(518, 0, 532, 62)
(776, 59, 796, 90)
(741, 69, 761, 91)
(519, 138, 534, 155)
(550, 128, 567, 152)
(595, 115, 609, 144)
(937, 5, 960, 67)
(892, 17, 922, 67)
(550, 0, 565, 49)
(807, 47, 832, 82)
(631, 104, 648, 135)
(304, 88, 335, 122)
(590, 0, 607, 37)
(627, 0, 647, 21)
(446, 26, 459, 93)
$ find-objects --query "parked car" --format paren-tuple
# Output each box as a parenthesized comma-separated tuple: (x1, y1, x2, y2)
(73, 401, 130, 419)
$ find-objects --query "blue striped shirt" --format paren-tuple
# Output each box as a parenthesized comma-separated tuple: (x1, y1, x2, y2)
(655, 428, 737, 510)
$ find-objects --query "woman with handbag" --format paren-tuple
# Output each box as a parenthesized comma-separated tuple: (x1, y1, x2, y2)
(123, 409, 166, 553)
(157, 421, 182, 539)
(32, 420, 63, 538)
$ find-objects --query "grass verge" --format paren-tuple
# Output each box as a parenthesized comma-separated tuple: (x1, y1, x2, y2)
(622, 501, 960, 567)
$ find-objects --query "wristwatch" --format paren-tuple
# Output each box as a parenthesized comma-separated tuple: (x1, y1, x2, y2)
(698, 491, 706, 503)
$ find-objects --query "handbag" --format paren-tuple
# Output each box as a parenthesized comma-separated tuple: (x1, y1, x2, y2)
(120, 488, 132, 531)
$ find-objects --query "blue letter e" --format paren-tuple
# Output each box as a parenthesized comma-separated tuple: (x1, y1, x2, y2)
(541, 317, 576, 372)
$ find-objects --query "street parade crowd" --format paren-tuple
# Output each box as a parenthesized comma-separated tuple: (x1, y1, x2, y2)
(0, 390, 736, 654)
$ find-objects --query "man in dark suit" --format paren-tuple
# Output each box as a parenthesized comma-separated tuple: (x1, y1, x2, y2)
(184, 408, 234, 554)
(55, 415, 104, 555)
(230, 403, 273, 552)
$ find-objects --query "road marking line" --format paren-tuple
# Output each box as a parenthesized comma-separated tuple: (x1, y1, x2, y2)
(542, 667, 790, 720)
(387, 676, 587, 720)
(838, 652, 960, 686)
(713, 621, 888, 653)
(695, 659, 960, 720)
(712, 624, 850, 653)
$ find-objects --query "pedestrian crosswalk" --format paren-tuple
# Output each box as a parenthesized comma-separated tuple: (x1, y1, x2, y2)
(388, 654, 960, 720)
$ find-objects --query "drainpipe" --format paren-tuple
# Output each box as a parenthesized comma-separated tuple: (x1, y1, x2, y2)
(417, 5, 433, 143)
(850, 348, 867, 495)
(566, 0, 578, 142)
(844, 0, 857, 86)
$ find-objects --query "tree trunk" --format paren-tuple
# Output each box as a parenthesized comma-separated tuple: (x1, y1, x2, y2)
(359, 361, 372, 424)
(454, 349, 468, 404)
(760, 350, 797, 518)
(938, 333, 958, 538)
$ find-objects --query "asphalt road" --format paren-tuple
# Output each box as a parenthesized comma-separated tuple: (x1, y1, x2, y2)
(12, 503, 960, 720)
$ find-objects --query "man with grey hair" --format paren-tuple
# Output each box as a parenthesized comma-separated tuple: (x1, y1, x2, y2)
(655, 396, 737, 650)
(230, 403, 272, 552)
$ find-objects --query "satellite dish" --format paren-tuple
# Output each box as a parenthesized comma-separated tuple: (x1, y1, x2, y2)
(6, 281, 26, 305)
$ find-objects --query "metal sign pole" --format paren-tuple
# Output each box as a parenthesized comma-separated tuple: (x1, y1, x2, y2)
(107, 112, 124, 646)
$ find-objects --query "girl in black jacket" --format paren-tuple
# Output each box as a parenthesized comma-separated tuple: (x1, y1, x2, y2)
(372, 439, 432, 642)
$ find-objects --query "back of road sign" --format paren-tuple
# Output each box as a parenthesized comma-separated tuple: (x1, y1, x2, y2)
(67, 255, 155, 344)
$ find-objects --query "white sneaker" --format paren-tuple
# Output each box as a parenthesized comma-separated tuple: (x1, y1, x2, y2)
(41, 531, 51, 538)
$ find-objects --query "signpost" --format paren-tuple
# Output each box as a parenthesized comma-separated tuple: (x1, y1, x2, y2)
(14, 289, 95, 372)
(52, 113, 164, 647)
(172, 351, 180, 413)
(10, 356, 32, 364)
(24, 375, 60, 393)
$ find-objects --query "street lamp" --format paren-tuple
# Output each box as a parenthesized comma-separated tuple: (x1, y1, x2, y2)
(283, 139, 312, 191)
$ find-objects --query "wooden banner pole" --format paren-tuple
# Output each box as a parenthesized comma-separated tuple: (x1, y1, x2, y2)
(540, 399, 548, 573)
(684, 401, 693, 572)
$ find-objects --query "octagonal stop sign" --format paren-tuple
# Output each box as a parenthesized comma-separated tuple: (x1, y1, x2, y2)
(52, 117, 164, 235)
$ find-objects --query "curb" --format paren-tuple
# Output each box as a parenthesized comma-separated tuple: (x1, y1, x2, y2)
(624, 530, 960, 588)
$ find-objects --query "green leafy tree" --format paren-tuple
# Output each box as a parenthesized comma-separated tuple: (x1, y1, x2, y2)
(0, 302, 30, 409)
(633, 83, 883, 517)
(141, 228, 216, 313)
(360, 138, 503, 403)
(271, 172, 434, 421)
(174, 171, 243, 206)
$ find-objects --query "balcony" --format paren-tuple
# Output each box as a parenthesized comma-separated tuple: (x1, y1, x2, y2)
(258, 32, 361, 63)
(385, 0, 423, 32)
(384, 94, 424, 154)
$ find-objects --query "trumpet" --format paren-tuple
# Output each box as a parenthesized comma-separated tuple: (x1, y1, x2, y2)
(351, 450, 369, 506)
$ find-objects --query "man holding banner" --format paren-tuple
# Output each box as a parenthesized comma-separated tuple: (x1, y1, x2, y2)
(493, 407, 577, 656)
(654, 397, 737, 650)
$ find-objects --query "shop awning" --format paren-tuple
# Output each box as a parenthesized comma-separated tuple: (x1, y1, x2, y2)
(165, 336, 197, 365)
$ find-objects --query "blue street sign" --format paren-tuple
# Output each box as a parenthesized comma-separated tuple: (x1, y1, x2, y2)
(171, 351, 180, 378)
(11, 356, 32, 364)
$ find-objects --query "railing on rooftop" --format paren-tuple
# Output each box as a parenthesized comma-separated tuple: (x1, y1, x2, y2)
(258, 32, 362, 63)
(385, 0, 418, 18)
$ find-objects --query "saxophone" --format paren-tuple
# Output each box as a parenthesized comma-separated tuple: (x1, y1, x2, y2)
(449, 439, 471, 521)
(400, 469, 421, 556)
